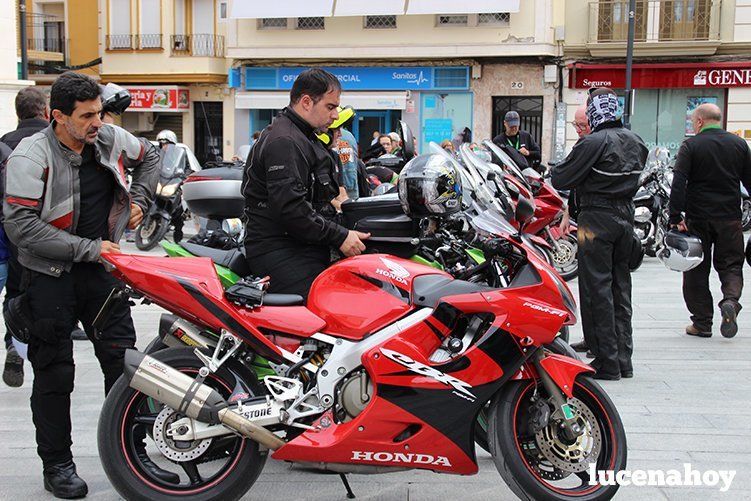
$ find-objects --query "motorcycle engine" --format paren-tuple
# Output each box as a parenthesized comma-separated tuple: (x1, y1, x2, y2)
(335, 370, 373, 422)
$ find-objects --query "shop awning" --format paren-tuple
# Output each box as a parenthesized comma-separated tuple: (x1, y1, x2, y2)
(231, 0, 333, 19)
(334, 0, 405, 16)
(406, 0, 520, 15)
(236, 91, 407, 110)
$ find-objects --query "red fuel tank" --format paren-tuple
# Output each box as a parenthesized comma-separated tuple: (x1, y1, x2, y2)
(307, 254, 448, 340)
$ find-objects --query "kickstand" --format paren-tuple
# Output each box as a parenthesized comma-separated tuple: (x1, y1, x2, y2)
(339, 473, 356, 499)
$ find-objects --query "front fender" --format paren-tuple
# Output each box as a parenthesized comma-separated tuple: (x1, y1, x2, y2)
(538, 353, 594, 398)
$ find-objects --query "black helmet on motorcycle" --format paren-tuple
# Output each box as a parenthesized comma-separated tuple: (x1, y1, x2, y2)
(658, 229, 703, 272)
(99, 83, 131, 116)
(398, 154, 462, 218)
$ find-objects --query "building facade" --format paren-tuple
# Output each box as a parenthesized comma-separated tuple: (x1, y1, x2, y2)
(98, 0, 231, 164)
(226, 0, 564, 161)
(562, 0, 751, 155)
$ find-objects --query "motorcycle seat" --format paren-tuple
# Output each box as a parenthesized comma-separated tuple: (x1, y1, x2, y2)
(180, 242, 251, 277)
(263, 294, 305, 306)
(411, 275, 494, 308)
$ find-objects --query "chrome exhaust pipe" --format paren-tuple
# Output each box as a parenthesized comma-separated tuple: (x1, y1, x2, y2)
(123, 350, 285, 450)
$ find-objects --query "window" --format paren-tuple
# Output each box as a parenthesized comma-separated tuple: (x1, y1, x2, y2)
(174, 0, 186, 35)
(109, 0, 132, 49)
(364, 15, 397, 29)
(597, 0, 647, 42)
(477, 12, 510, 26)
(437, 15, 468, 26)
(138, 0, 161, 48)
(296, 17, 325, 30)
(218, 0, 228, 20)
(259, 18, 288, 29)
(434, 68, 469, 89)
(192, 0, 214, 35)
(659, 0, 712, 41)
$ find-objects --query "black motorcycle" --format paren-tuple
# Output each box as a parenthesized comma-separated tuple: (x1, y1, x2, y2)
(135, 144, 192, 250)
(633, 151, 672, 257)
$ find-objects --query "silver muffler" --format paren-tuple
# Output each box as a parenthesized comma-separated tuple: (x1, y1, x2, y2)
(123, 349, 285, 450)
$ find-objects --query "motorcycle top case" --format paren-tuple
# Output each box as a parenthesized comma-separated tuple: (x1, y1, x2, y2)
(307, 254, 447, 341)
(182, 166, 244, 220)
(342, 194, 418, 258)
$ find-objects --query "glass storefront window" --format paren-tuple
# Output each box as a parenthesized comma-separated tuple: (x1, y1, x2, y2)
(420, 93, 472, 153)
(630, 88, 726, 156)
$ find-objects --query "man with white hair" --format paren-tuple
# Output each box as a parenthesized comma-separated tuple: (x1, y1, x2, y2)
(551, 87, 648, 380)
(669, 103, 751, 339)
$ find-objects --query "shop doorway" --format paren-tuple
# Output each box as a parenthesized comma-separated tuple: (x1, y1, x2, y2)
(492, 96, 544, 147)
(194, 101, 223, 165)
(353, 110, 401, 154)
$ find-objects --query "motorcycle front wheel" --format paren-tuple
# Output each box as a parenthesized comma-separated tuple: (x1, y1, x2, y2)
(551, 235, 578, 282)
(98, 348, 267, 501)
(488, 375, 627, 501)
(136, 214, 171, 251)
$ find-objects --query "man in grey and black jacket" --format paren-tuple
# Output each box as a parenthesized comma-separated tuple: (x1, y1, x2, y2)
(3, 72, 160, 498)
(552, 88, 648, 381)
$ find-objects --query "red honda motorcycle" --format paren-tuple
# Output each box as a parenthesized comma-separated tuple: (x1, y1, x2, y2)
(97, 231, 625, 500)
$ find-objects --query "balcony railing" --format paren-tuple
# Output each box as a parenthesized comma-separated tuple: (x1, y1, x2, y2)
(171, 34, 225, 57)
(106, 34, 134, 50)
(589, 0, 721, 43)
(137, 34, 163, 49)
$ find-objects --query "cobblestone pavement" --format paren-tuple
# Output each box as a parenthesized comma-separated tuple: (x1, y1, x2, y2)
(1, 241, 749, 500)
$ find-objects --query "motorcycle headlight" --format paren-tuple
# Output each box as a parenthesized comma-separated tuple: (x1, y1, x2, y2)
(634, 206, 652, 223)
(159, 182, 179, 197)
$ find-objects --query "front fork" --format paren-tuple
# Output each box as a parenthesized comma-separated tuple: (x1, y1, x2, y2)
(532, 350, 585, 442)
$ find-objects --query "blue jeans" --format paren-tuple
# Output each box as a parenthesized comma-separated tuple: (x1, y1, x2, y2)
(0, 261, 9, 349)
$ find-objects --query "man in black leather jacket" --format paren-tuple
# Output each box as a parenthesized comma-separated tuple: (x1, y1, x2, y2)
(552, 88, 648, 380)
(243, 69, 369, 298)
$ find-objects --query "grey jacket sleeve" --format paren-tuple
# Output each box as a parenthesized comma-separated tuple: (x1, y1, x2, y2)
(551, 135, 607, 191)
(3, 152, 101, 262)
(121, 134, 159, 212)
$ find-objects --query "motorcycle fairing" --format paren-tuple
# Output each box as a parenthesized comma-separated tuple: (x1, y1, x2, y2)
(274, 275, 570, 474)
(273, 304, 530, 475)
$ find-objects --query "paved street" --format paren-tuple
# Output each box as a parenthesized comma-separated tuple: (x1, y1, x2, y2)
(1, 241, 749, 500)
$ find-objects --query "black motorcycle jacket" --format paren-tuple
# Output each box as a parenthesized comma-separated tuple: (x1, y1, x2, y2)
(551, 120, 648, 209)
(243, 107, 348, 257)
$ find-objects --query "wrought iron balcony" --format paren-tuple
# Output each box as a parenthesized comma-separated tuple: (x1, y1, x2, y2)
(106, 34, 134, 50)
(589, 0, 721, 43)
(171, 34, 225, 57)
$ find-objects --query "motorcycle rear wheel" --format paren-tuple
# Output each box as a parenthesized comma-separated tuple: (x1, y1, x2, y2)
(488, 375, 626, 501)
(98, 348, 267, 501)
(136, 215, 171, 251)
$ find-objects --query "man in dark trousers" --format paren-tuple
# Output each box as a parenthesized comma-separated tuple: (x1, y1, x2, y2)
(2, 86, 51, 387)
(669, 103, 751, 339)
(492, 110, 541, 172)
(243, 68, 369, 298)
(551, 88, 648, 380)
(3, 72, 160, 498)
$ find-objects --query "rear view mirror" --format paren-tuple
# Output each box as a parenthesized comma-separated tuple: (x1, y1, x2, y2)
(398, 120, 415, 161)
(515, 196, 536, 225)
